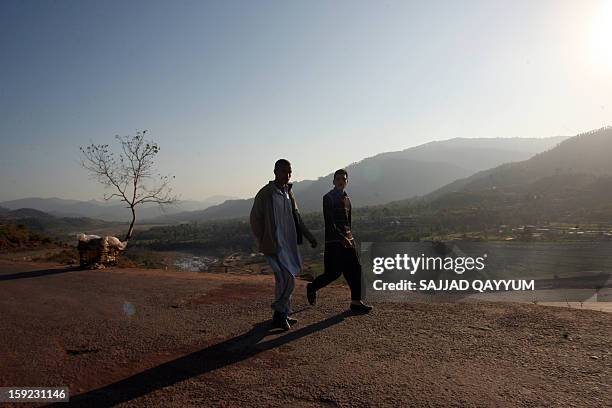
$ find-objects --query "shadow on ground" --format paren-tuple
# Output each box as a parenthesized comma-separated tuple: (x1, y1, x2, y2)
(47, 310, 354, 407)
(0, 266, 81, 281)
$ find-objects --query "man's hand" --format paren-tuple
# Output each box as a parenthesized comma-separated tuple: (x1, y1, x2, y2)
(342, 238, 353, 248)
(310, 238, 318, 249)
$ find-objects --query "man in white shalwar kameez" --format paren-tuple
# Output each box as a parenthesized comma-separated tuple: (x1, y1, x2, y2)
(250, 159, 317, 330)
(267, 183, 302, 312)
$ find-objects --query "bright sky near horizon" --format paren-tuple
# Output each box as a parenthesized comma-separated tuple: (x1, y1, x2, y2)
(1, 0, 611, 202)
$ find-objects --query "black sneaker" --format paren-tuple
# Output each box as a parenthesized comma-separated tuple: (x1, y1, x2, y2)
(272, 311, 291, 331)
(306, 283, 317, 305)
(286, 316, 298, 326)
(350, 302, 373, 314)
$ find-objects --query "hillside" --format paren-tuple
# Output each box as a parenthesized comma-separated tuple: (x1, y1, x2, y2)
(430, 127, 611, 196)
(389, 127, 612, 225)
(0, 224, 53, 251)
(151, 136, 566, 223)
(0, 208, 120, 239)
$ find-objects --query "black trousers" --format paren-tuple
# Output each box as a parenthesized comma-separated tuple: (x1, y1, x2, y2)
(311, 242, 362, 301)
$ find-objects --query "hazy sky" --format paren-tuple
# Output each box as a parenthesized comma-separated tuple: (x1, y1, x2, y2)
(1, 0, 611, 202)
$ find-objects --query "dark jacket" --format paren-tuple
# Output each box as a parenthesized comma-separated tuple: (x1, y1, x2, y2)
(323, 188, 353, 243)
(250, 181, 315, 255)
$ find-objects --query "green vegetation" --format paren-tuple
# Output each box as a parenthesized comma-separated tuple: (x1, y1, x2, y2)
(132, 220, 258, 255)
(0, 224, 53, 251)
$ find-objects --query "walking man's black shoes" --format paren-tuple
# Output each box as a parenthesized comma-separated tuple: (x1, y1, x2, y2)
(272, 311, 291, 331)
(306, 282, 317, 305)
(350, 302, 373, 314)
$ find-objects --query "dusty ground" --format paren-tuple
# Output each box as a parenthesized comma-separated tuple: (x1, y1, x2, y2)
(0, 259, 610, 407)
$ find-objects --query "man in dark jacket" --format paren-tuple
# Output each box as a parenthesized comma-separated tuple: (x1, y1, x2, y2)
(250, 159, 317, 330)
(306, 169, 372, 313)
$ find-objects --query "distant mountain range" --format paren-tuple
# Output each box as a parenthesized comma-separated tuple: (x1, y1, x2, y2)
(395, 127, 612, 224)
(0, 195, 235, 222)
(149, 136, 567, 223)
(4, 130, 609, 242)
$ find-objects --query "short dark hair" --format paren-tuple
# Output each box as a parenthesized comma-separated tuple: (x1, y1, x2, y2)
(334, 169, 348, 179)
(274, 159, 291, 171)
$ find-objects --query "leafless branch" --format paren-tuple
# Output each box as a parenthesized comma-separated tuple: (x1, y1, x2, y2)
(79, 130, 178, 241)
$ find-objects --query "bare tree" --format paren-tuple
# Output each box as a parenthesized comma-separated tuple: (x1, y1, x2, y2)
(80, 130, 178, 242)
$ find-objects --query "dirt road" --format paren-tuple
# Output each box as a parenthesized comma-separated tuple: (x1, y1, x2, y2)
(0, 260, 610, 407)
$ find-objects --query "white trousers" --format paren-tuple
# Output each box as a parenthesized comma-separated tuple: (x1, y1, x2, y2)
(265, 255, 296, 315)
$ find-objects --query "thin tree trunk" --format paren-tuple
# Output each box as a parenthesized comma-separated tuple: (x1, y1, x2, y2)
(125, 206, 136, 241)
